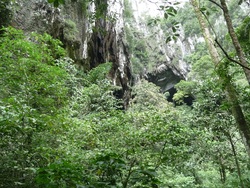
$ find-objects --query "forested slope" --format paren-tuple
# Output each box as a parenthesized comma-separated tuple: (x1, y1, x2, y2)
(0, 0, 250, 187)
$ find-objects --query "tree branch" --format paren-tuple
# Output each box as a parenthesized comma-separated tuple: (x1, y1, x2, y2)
(215, 38, 250, 70)
(200, 9, 217, 37)
(208, 0, 223, 10)
(154, 140, 168, 170)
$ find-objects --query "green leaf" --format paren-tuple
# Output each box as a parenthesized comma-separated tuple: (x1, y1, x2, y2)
(59, 0, 65, 4)
(172, 26, 177, 33)
(164, 13, 168, 19)
(168, 12, 176, 16)
(47, 0, 65, 7)
(54, 0, 59, 7)
(166, 36, 172, 43)
(173, 8, 177, 14)
(200, 7, 206, 12)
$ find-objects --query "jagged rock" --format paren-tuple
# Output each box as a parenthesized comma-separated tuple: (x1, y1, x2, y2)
(11, 0, 87, 64)
(10, 0, 132, 108)
(87, 0, 132, 108)
(147, 64, 182, 93)
(126, 0, 191, 93)
(9, 0, 194, 107)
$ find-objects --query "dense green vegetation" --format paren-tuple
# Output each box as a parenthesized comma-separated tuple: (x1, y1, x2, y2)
(0, 0, 250, 187)
(0, 0, 12, 28)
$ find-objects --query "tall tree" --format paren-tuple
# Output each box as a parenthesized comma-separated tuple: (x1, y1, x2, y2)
(190, 0, 250, 158)
(216, 0, 250, 84)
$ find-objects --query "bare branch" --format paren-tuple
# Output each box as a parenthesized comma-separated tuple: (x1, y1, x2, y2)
(208, 0, 223, 9)
(215, 38, 250, 70)
(200, 9, 217, 37)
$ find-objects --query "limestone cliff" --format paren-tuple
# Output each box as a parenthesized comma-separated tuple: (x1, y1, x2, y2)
(10, 0, 132, 107)
(124, 0, 192, 93)
(9, 0, 193, 106)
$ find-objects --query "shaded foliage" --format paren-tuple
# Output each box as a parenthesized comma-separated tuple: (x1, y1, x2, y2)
(0, 0, 12, 28)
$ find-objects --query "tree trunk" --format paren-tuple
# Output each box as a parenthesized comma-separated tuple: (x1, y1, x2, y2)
(219, 156, 226, 183)
(227, 132, 245, 188)
(220, 0, 250, 85)
(190, 0, 250, 158)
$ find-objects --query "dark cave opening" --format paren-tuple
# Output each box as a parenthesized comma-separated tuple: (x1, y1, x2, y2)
(166, 87, 194, 106)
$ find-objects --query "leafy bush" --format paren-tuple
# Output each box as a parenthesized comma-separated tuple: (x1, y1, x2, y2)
(0, 27, 69, 187)
(130, 79, 170, 111)
(0, 0, 12, 28)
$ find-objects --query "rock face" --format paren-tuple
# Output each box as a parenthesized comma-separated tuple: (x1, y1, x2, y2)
(11, 0, 132, 108)
(10, 0, 193, 106)
(125, 0, 192, 93)
(147, 64, 181, 93)
(88, 0, 132, 107)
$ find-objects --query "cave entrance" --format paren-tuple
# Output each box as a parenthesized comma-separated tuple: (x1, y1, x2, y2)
(166, 86, 194, 106)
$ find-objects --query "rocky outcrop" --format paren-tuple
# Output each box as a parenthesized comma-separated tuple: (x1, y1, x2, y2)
(10, 0, 132, 108)
(125, 0, 191, 93)
(147, 64, 182, 93)
(9, 0, 194, 106)
(11, 0, 90, 65)
(88, 0, 132, 107)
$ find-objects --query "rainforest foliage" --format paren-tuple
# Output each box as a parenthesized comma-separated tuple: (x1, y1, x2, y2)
(1, 0, 250, 188)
